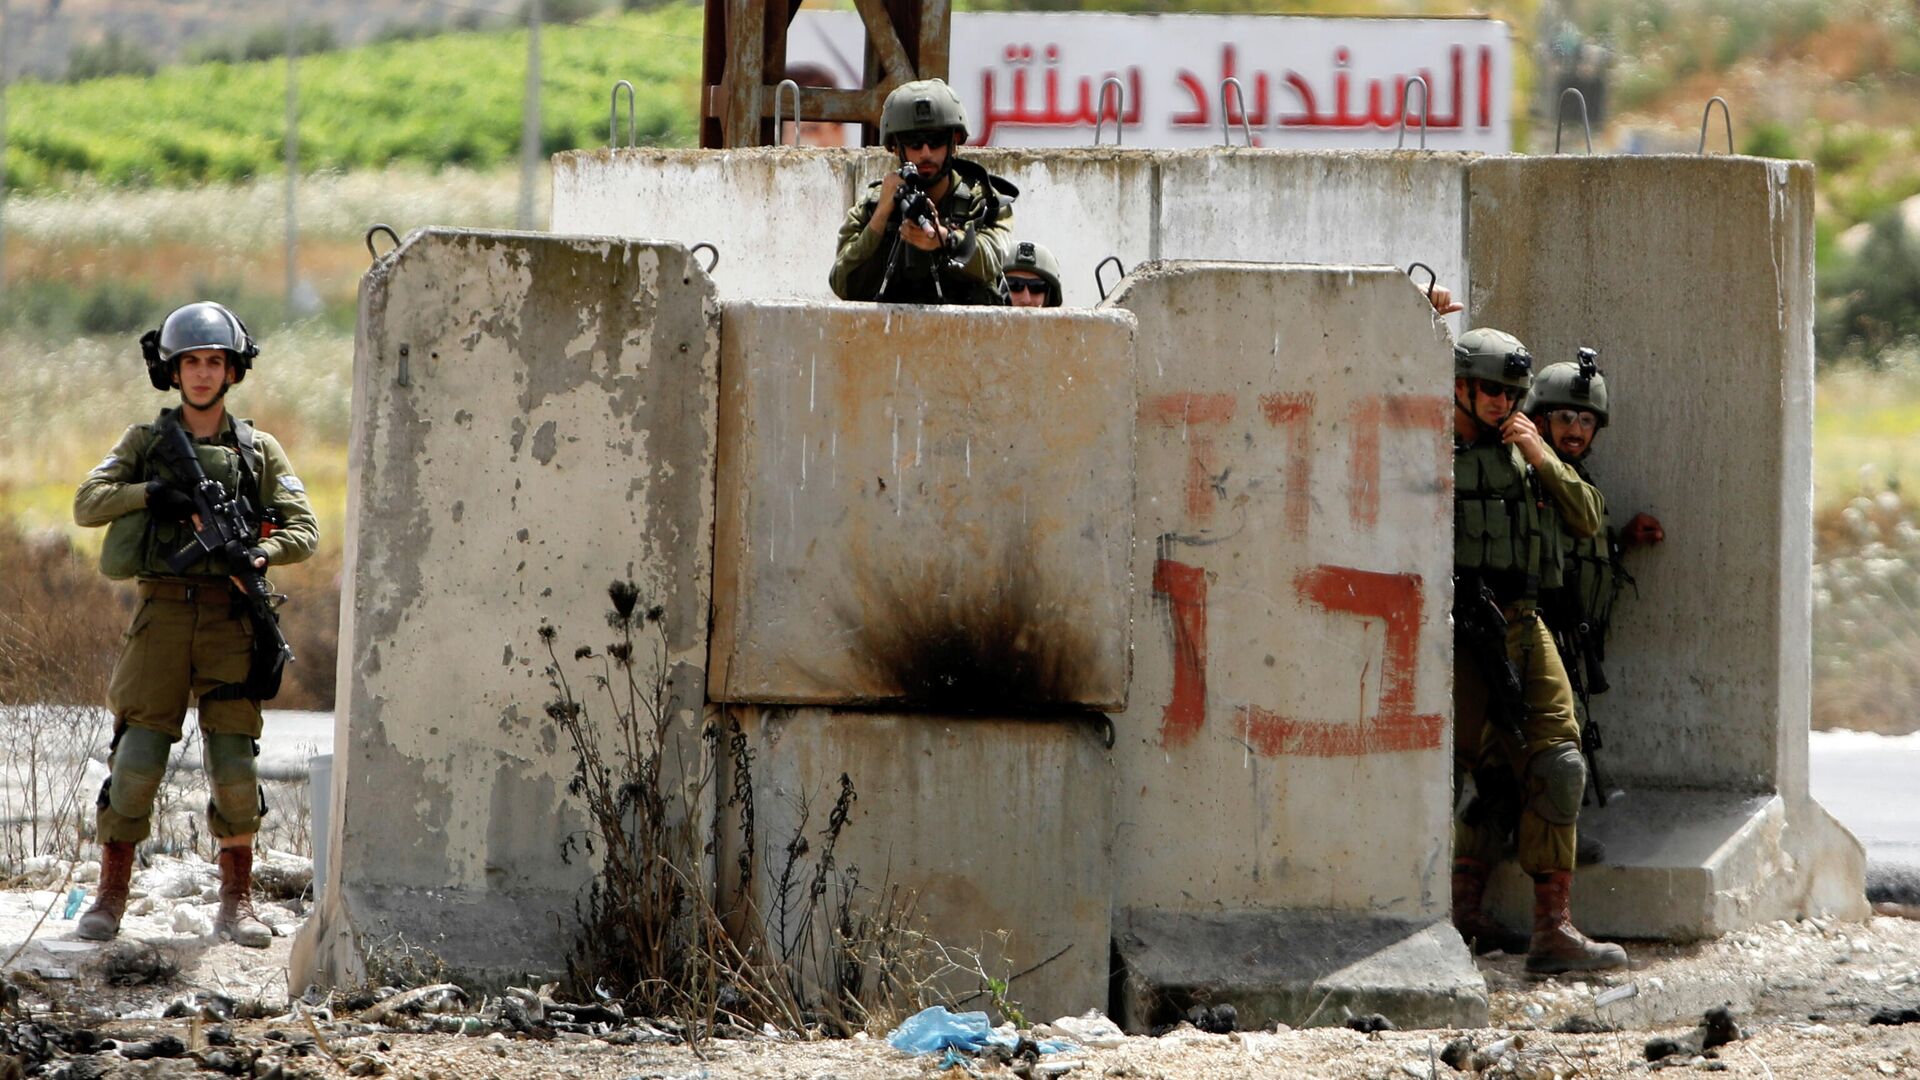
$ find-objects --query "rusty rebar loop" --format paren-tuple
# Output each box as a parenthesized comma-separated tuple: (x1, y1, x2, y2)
(365, 224, 400, 263)
(1406, 261, 1438, 302)
(1220, 77, 1252, 147)
(1095, 255, 1126, 301)
(610, 80, 636, 149)
(690, 242, 720, 274)
(1699, 96, 1733, 155)
(1397, 76, 1431, 150)
(773, 79, 802, 146)
(1093, 77, 1127, 147)
(1555, 87, 1592, 155)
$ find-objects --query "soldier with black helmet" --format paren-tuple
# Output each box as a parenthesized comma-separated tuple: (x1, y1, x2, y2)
(72, 301, 318, 948)
(1005, 241, 1064, 308)
(830, 78, 1017, 305)
(1448, 327, 1627, 975)
(1525, 350, 1666, 802)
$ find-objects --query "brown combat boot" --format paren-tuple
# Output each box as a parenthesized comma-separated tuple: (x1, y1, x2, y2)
(1526, 870, 1627, 974)
(1451, 858, 1530, 955)
(215, 846, 272, 948)
(76, 841, 135, 942)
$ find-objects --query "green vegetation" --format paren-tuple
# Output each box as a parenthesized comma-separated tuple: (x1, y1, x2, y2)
(5, 5, 704, 193)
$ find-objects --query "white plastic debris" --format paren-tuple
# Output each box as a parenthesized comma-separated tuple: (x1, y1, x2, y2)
(1044, 1010, 1126, 1049)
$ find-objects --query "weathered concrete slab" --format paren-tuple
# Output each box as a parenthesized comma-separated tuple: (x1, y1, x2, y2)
(1115, 909, 1488, 1031)
(966, 149, 1160, 307)
(719, 707, 1112, 1022)
(708, 301, 1136, 709)
(1101, 263, 1480, 1028)
(1467, 156, 1866, 933)
(291, 229, 719, 990)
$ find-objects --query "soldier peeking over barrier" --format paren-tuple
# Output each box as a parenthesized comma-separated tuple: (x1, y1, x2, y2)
(829, 79, 1017, 306)
(71, 301, 318, 950)
(1005, 241, 1064, 308)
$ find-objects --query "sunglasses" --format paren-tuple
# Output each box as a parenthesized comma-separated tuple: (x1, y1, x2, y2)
(1548, 409, 1599, 431)
(1006, 279, 1047, 295)
(1474, 379, 1525, 401)
(898, 132, 951, 150)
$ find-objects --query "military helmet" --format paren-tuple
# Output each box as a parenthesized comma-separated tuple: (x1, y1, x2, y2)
(880, 78, 969, 147)
(1007, 240, 1063, 307)
(1524, 348, 1610, 427)
(1454, 327, 1533, 389)
(142, 301, 257, 391)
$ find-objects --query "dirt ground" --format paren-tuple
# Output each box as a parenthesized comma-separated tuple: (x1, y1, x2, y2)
(5, 854, 1920, 1080)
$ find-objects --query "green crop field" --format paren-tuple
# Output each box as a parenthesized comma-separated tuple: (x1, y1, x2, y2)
(4, 6, 704, 193)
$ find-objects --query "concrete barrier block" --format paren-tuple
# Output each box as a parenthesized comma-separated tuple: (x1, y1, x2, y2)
(295, 229, 719, 988)
(720, 707, 1113, 1022)
(1467, 156, 1864, 933)
(1102, 262, 1482, 1027)
(709, 301, 1137, 708)
(968, 149, 1159, 308)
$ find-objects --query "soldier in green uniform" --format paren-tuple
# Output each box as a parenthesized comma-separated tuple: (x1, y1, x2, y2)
(1526, 351, 1666, 805)
(72, 301, 318, 948)
(829, 78, 1016, 305)
(1449, 327, 1627, 974)
(1005, 241, 1063, 308)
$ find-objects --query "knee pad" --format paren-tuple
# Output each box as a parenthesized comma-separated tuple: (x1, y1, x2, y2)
(106, 727, 173, 819)
(204, 733, 263, 829)
(1526, 744, 1587, 826)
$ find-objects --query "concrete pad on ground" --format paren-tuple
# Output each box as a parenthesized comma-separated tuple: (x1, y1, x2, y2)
(719, 707, 1112, 1023)
(707, 301, 1137, 709)
(292, 230, 720, 991)
(1466, 155, 1865, 933)
(1114, 909, 1489, 1031)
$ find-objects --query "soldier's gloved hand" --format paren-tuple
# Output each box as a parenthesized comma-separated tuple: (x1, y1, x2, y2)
(223, 543, 268, 574)
(1622, 512, 1665, 549)
(144, 480, 196, 522)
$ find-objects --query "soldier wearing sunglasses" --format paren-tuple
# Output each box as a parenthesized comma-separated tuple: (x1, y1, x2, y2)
(1004, 241, 1063, 308)
(830, 79, 1016, 306)
(1525, 352, 1665, 811)
(1449, 327, 1627, 974)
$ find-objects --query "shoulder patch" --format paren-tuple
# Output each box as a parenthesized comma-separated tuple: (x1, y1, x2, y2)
(90, 454, 118, 475)
(278, 474, 306, 495)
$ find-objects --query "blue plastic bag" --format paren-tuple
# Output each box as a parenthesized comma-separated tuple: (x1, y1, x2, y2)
(887, 1007, 997, 1054)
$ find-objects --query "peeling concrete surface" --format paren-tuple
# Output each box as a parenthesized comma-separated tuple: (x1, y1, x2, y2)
(294, 230, 720, 990)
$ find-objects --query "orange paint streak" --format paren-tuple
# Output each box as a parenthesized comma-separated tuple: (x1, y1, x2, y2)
(1151, 558, 1209, 749)
(1258, 391, 1315, 539)
(1141, 393, 1238, 525)
(1349, 393, 1450, 529)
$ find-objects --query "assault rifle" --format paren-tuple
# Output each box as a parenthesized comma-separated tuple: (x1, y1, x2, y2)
(154, 415, 295, 689)
(1553, 619, 1613, 807)
(874, 166, 949, 302)
(1453, 574, 1528, 754)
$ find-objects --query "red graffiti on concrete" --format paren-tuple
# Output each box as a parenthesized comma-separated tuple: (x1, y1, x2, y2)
(1258, 392, 1316, 539)
(1234, 565, 1442, 756)
(1141, 393, 1238, 525)
(1152, 557, 1210, 748)
(1349, 394, 1450, 529)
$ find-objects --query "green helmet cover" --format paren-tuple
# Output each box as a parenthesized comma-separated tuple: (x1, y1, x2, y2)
(1524, 349, 1610, 427)
(1007, 240, 1063, 306)
(1454, 327, 1534, 389)
(880, 78, 969, 147)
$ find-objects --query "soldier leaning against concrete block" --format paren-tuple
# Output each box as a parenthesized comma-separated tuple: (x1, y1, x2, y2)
(1447, 327, 1628, 975)
(71, 301, 318, 948)
(1525, 351, 1666, 809)
(829, 78, 1017, 306)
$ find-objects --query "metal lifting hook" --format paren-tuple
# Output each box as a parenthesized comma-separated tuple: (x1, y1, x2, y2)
(690, 242, 720, 274)
(1220, 78, 1252, 147)
(1554, 88, 1592, 155)
(1396, 76, 1431, 151)
(1095, 255, 1127, 301)
(1699, 96, 1733, 155)
(773, 79, 802, 146)
(1406, 261, 1438, 305)
(1093, 77, 1127, 147)
(365, 224, 400, 263)
(610, 80, 636, 149)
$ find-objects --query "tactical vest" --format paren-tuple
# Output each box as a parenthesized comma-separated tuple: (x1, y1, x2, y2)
(1453, 440, 1564, 602)
(100, 412, 266, 580)
(1546, 468, 1619, 637)
(859, 159, 1014, 306)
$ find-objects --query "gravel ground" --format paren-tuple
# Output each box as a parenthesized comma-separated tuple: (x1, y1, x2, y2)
(5, 854, 1920, 1079)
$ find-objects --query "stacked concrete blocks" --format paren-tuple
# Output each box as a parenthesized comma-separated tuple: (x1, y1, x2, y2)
(292, 230, 720, 990)
(1102, 262, 1485, 1030)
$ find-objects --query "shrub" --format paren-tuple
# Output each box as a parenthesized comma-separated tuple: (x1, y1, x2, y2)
(65, 33, 158, 82)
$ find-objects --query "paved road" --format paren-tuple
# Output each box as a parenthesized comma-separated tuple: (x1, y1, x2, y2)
(1807, 729, 1920, 869)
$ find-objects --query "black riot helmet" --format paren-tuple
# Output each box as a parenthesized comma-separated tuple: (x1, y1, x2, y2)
(141, 301, 258, 391)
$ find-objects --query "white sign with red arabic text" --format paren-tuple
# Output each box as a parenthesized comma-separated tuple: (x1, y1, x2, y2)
(785, 11, 1512, 152)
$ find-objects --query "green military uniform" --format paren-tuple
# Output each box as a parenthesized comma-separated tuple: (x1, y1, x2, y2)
(830, 156, 1016, 305)
(75, 408, 318, 844)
